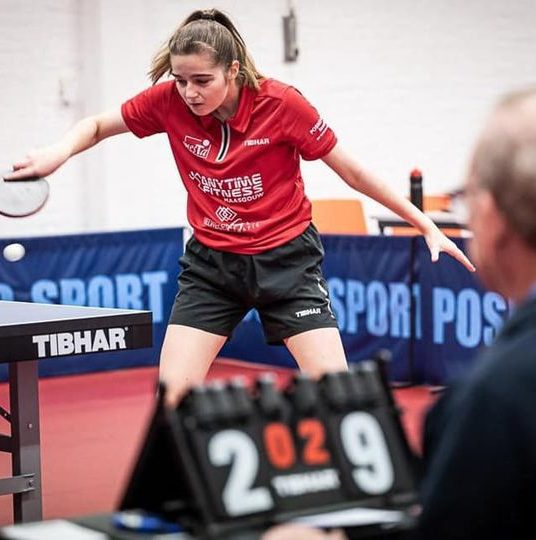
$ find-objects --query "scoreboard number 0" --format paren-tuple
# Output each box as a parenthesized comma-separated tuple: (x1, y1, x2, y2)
(340, 411, 394, 494)
(208, 429, 274, 516)
(263, 419, 330, 469)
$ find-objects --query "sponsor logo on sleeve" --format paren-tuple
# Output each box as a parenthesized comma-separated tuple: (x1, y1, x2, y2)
(309, 118, 329, 141)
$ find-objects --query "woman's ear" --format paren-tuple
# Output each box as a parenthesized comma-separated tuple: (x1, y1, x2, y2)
(228, 60, 240, 80)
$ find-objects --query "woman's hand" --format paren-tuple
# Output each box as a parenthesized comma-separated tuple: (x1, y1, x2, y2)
(424, 225, 476, 272)
(5, 143, 70, 180)
(4, 110, 129, 181)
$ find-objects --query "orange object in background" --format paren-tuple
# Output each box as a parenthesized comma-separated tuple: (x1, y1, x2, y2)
(424, 194, 451, 212)
(311, 199, 368, 234)
(388, 194, 465, 237)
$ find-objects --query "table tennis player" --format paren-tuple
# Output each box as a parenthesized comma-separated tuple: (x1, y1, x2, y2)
(5, 8, 474, 407)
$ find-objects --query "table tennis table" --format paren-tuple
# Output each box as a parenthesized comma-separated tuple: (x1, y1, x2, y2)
(373, 210, 469, 235)
(0, 301, 152, 523)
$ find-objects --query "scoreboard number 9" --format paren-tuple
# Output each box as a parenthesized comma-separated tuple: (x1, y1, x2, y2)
(339, 411, 394, 494)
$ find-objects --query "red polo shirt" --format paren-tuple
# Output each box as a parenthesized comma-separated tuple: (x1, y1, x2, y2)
(121, 78, 337, 253)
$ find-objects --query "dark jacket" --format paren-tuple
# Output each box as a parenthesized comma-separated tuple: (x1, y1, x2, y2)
(413, 296, 536, 539)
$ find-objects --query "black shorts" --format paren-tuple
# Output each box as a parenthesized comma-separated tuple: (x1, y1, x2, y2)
(169, 224, 339, 344)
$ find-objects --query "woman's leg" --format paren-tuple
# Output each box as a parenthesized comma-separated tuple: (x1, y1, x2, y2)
(284, 327, 348, 378)
(159, 324, 228, 407)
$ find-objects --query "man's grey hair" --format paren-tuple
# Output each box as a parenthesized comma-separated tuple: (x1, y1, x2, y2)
(471, 88, 536, 249)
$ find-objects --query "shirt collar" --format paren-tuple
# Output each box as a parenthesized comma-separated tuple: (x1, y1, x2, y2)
(227, 85, 255, 132)
(198, 84, 256, 132)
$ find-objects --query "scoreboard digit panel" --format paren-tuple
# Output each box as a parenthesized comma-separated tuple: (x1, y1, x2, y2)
(178, 380, 277, 522)
(318, 363, 418, 505)
(322, 407, 416, 503)
(261, 416, 349, 513)
(189, 425, 276, 519)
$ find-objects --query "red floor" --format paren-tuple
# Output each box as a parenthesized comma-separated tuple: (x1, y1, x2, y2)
(0, 359, 436, 525)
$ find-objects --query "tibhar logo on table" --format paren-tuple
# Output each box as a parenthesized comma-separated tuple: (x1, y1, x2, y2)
(32, 327, 128, 358)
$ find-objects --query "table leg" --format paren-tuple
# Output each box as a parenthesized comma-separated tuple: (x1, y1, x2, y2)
(9, 360, 43, 522)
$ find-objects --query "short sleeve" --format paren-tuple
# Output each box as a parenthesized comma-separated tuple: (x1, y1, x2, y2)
(280, 86, 337, 161)
(121, 81, 174, 138)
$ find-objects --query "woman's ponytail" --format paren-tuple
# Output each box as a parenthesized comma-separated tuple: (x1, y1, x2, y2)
(148, 9, 263, 88)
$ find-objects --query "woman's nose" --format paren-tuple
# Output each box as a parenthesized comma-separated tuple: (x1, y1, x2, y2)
(185, 83, 199, 99)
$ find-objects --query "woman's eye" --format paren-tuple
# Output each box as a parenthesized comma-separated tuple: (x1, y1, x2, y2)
(176, 79, 186, 87)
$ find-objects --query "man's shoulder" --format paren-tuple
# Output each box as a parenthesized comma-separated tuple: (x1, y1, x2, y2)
(466, 321, 536, 400)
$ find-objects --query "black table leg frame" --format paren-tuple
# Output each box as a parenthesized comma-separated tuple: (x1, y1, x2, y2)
(0, 360, 43, 523)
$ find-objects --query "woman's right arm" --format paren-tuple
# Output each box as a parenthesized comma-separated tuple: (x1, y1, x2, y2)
(5, 109, 129, 180)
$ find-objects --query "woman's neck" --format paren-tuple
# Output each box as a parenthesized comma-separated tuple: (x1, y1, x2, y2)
(213, 80, 241, 122)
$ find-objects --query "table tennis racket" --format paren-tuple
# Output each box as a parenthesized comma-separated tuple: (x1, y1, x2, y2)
(0, 171, 49, 217)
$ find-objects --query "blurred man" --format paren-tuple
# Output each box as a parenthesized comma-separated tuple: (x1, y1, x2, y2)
(414, 87, 536, 539)
(263, 88, 536, 539)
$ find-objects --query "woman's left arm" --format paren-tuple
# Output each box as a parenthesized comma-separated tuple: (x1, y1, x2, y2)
(322, 144, 475, 272)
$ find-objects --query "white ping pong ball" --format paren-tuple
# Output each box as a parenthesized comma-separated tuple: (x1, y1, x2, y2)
(3, 243, 26, 262)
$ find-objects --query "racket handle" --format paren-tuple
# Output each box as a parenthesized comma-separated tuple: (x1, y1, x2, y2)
(2, 173, 42, 182)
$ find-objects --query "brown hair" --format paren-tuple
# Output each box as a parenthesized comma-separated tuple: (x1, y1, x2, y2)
(149, 9, 263, 89)
(472, 88, 536, 249)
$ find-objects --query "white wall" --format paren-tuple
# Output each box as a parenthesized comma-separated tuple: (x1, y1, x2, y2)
(1, 0, 535, 237)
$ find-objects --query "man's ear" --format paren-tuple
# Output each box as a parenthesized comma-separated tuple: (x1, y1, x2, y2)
(481, 190, 511, 249)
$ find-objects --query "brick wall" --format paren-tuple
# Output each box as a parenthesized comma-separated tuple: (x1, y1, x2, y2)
(1, 0, 535, 236)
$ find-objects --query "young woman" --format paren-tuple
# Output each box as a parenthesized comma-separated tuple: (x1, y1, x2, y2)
(7, 9, 474, 407)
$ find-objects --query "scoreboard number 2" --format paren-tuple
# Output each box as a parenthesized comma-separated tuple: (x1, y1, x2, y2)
(208, 430, 274, 516)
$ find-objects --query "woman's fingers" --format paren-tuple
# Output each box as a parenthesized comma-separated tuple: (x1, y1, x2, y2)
(428, 237, 476, 272)
(425, 229, 476, 272)
(446, 244, 476, 272)
(4, 166, 36, 180)
(12, 158, 32, 171)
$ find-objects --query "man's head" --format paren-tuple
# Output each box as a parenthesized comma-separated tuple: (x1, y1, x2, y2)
(466, 89, 536, 298)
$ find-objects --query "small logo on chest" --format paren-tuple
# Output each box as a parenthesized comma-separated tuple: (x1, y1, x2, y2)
(183, 135, 211, 158)
(215, 206, 237, 222)
(243, 137, 270, 146)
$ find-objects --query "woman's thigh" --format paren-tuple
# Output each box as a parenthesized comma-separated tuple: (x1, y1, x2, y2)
(284, 327, 348, 378)
(159, 324, 228, 407)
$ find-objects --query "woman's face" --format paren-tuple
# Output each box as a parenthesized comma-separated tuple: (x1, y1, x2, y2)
(170, 52, 239, 118)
